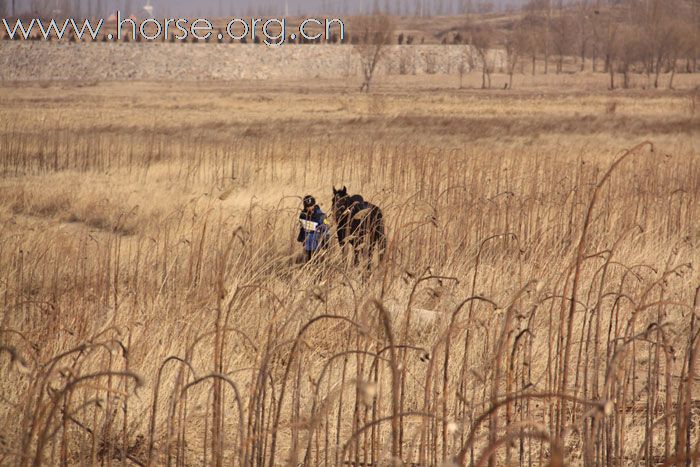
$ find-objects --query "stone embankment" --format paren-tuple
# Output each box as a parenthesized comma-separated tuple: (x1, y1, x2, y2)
(0, 42, 506, 80)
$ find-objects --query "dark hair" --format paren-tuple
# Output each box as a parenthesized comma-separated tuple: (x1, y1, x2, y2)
(303, 195, 316, 208)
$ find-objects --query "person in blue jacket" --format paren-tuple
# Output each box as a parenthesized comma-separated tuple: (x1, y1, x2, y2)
(297, 195, 329, 262)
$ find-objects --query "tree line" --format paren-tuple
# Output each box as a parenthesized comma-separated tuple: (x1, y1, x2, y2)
(351, 0, 699, 91)
(463, 0, 700, 89)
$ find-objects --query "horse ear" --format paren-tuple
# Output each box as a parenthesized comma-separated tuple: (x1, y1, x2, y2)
(332, 185, 337, 194)
(341, 186, 347, 195)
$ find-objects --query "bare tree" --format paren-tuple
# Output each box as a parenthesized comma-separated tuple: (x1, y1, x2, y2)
(628, 0, 680, 88)
(457, 46, 475, 89)
(598, 6, 620, 87)
(542, 0, 552, 74)
(575, 0, 593, 71)
(551, 9, 575, 73)
(667, 17, 694, 88)
(522, 0, 553, 75)
(504, 22, 526, 88)
(589, 2, 605, 72)
(613, 24, 644, 89)
(465, 19, 495, 89)
(521, 5, 544, 74)
(353, 14, 396, 93)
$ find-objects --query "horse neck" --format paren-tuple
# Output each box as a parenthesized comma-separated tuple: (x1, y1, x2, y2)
(335, 200, 356, 236)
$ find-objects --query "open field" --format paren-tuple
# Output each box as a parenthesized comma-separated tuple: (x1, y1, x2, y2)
(1, 73, 700, 466)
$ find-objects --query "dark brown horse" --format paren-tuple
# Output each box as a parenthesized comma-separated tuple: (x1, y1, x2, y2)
(332, 186, 386, 264)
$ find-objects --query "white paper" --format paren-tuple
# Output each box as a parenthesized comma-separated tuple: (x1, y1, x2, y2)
(300, 219, 319, 232)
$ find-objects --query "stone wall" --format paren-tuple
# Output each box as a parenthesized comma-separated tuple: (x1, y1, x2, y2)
(0, 42, 506, 81)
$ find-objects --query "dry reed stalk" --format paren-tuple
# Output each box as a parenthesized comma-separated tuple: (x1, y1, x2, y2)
(180, 373, 244, 465)
(559, 141, 654, 439)
(146, 356, 197, 465)
(268, 314, 369, 466)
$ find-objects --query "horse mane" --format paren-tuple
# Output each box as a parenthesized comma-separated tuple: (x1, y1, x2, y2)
(345, 194, 365, 210)
(333, 190, 364, 214)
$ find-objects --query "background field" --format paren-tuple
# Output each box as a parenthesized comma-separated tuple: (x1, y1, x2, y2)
(1, 72, 699, 466)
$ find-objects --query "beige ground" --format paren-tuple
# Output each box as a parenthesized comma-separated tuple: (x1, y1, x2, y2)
(1, 72, 699, 466)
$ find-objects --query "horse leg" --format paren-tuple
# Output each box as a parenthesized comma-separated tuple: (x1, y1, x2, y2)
(375, 214, 386, 263)
(363, 215, 379, 269)
(367, 227, 375, 271)
(350, 239, 360, 267)
(359, 222, 371, 271)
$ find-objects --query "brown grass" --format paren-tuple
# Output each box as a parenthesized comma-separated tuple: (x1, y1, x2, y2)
(0, 75, 699, 466)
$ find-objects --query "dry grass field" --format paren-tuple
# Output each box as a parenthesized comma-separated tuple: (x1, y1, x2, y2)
(1, 72, 700, 466)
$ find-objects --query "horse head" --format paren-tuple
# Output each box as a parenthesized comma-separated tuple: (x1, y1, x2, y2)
(332, 186, 351, 246)
(332, 185, 348, 204)
(332, 186, 350, 217)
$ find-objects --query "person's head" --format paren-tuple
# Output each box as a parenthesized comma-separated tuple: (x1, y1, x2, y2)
(303, 195, 316, 212)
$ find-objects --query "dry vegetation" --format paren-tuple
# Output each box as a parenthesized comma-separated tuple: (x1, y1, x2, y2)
(1, 74, 700, 466)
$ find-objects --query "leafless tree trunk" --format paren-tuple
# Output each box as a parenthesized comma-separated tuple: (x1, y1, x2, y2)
(505, 22, 526, 89)
(590, 3, 602, 73)
(457, 48, 473, 89)
(552, 10, 572, 74)
(668, 58, 677, 89)
(605, 25, 618, 89)
(522, 1, 541, 75)
(609, 58, 615, 89)
(466, 19, 494, 89)
(616, 24, 644, 89)
(553, 1, 565, 73)
(599, 6, 619, 84)
(481, 57, 491, 89)
(666, 16, 691, 88)
(577, 0, 591, 71)
(353, 14, 396, 93)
